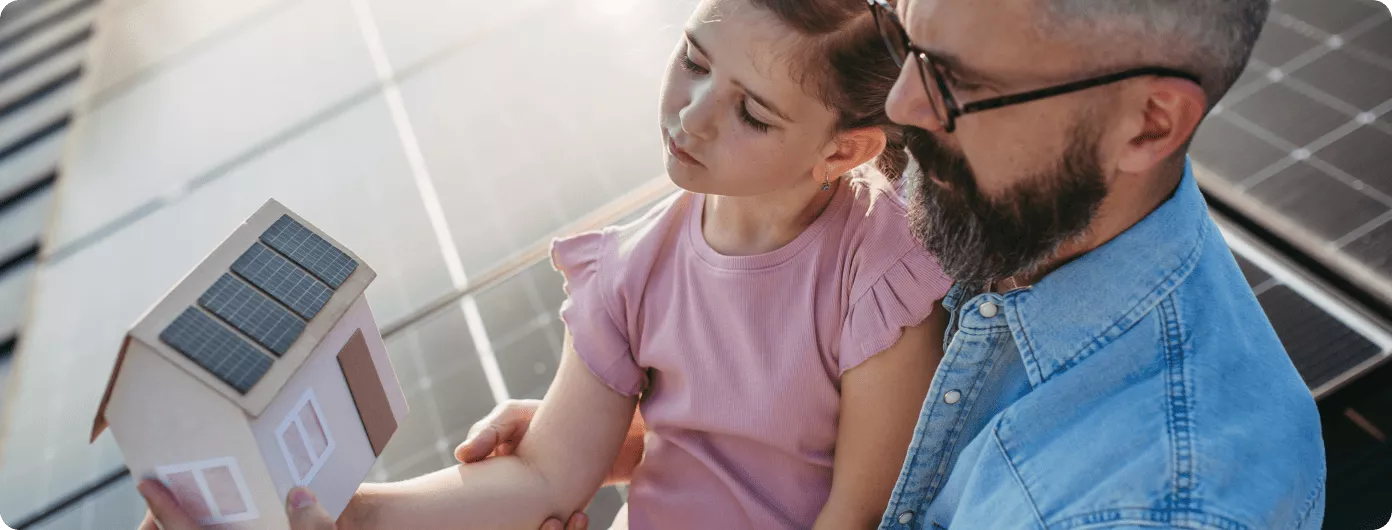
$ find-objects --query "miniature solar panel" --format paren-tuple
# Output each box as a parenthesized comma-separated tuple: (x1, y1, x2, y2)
(260, 215, 358, 289)
(231, 243, 331, 320)
(198, 274, 306, 356)
(159, 308, 274, 394)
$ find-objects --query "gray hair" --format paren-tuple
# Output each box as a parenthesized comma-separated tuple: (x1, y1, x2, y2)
(1039, 0, 1271, 109)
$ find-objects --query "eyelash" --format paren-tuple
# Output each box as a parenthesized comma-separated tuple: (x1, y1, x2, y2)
(679, 54, 708, 75)
(738, 101, 770, 133)
(937, 66, 981, 92)
(679, 49, 772, 134)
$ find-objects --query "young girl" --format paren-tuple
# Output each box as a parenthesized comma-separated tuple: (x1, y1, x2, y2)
(344, 1, 951, 528)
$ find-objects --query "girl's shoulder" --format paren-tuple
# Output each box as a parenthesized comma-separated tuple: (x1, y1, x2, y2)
(836, 172, 942, 284)
(550, 190, 692, 294)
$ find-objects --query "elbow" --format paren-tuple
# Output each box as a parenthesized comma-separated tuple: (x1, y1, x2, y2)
(522, 453, 602, 519)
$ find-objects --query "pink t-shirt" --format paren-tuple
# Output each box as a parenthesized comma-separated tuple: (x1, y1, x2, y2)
(551, 175, 952, 529)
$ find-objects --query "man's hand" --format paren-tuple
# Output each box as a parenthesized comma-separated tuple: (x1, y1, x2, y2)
(138, 479, 335, 529)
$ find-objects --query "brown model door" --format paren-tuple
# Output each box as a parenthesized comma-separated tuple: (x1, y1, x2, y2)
(337, 330, 397, 456)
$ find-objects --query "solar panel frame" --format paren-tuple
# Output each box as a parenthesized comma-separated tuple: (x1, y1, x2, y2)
(198, 274, 306, 356)
(231, 243, 332, 320)
(260, 216, 358, 289)
(159, 308, 274, 394)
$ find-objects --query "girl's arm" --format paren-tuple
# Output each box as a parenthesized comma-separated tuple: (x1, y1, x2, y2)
(342, 332, 638, 530)
(813, 303, 948, 530)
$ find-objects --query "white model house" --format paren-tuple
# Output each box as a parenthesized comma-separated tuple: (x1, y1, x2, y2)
(90, 199, 408, 528)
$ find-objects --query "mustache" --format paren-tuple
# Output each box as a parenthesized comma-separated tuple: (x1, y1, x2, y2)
(900, 121, 1109, 284)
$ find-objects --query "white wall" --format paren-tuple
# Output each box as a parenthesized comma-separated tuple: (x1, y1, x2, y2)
(248, 296, 381, 520)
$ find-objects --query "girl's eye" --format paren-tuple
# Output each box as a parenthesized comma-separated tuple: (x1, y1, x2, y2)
(738, 100, 771, 133)
(680, 49, 709, 75)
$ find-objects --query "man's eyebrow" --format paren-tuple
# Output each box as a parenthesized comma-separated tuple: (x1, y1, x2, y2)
(684, 30, 794, 123)
(894, 5, 1004, 87)
(920, 47, 1005, 86)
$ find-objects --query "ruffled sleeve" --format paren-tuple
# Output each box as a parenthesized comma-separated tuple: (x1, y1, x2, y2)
(551, 231, 647, 397)
(838, 250, 953, 375)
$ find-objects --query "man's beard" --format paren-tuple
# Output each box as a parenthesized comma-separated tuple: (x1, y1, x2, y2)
(905, 124, 1108, 285)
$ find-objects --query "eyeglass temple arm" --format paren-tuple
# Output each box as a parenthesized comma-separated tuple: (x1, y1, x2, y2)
(959, 67, 1201, 114)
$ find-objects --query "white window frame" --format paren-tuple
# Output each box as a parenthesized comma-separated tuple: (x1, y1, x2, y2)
(276, 388, 336, 486)
(155, 457, 259, 525)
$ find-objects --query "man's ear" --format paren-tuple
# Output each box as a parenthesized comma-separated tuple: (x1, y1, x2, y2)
(1116, 77, 1207, 174)
(822, 127, 889, 180)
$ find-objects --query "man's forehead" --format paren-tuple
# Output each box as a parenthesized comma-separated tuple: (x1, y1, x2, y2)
(901, 0, 1027, 40)
(900, 0, 1072, 71)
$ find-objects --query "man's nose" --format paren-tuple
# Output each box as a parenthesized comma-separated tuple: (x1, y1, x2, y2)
(886, 60, 946, 132)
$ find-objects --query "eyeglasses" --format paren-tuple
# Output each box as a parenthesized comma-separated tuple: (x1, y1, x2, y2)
(866, 0, 1201, 133)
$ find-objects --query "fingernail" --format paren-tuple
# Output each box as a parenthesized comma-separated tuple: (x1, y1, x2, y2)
(290, 488, 317, 509)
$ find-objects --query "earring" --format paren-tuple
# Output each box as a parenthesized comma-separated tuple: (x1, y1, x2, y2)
(822, 164, 833, 191)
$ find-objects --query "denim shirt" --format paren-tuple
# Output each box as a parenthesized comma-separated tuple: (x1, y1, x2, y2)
(879, 162, 1326, 530)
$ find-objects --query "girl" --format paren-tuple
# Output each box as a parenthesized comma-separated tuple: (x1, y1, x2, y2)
(344, 0, 950, 528)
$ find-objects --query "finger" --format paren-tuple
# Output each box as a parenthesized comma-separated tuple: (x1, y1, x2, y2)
(466, 399, 531, 440)
(138, 511, 160, 530)
(541, 518, 565, 530)
(286, 487, 336, 530)
(456, 424, 501, 463)
(138, 479, 197, 529)
(568, 512, 590, 530)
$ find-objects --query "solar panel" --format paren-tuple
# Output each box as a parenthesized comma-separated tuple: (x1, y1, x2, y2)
(198, 274, 306, 356)
(160, 308, 274, 394)
(1191, 0, 1392, 295)
(231, 243, 332, 320)
(260, 216, 358, 289)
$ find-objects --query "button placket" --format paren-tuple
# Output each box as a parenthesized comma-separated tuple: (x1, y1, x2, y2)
(890, 292, 1010, 520)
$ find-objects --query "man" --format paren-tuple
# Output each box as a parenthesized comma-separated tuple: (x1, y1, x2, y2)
(458, 0, 1325, 528)
(146, 0, 1325, 527)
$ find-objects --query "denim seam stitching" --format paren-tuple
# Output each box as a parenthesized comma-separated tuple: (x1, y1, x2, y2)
(1054, 507, 1251, 529)
(1017, 215, 1208, 385)
(993, 416, 1048, 529)
(1292, 469, 1327, 530)
(1160, 295, 1197, 515)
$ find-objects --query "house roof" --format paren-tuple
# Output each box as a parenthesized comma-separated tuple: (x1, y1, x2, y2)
(91, 199, 377, 442)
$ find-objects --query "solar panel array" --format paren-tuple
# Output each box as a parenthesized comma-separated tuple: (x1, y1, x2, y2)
(231, 243, 331, 320)
(157, 216, 358, 395)
(261, 215, 358, 289)
(159, 309, 273, 394)
(198, 274, 305, 356)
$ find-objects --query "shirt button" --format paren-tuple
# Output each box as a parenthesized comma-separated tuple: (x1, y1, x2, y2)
(979, 301, 999, 318)
(898, 511, 915, 524)
(943, 390, 962, 404)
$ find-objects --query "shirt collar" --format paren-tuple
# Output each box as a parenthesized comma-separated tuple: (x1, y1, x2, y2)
(999, 160, 1210, 387)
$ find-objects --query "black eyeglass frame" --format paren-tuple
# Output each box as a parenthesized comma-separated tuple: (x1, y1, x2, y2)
(866, 0, 1202, 133)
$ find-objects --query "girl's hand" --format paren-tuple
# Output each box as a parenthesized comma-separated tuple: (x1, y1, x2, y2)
(138, 479, 336, 530)
(454, 399, 590, 530)
(455, 399, 545, 463)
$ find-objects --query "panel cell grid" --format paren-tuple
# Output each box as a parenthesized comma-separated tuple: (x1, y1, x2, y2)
(231, 243, 332, 320)
(159, 308, 273, 394)
(198, 274, 306, 356)
(260, 216, 358, 289)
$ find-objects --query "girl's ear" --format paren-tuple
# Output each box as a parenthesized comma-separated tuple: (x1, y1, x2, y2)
(821, 127, 888, 179)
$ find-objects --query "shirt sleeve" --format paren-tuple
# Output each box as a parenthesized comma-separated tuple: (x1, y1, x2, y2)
(838, 249, 953, 375)
(551, 230, 647, 397)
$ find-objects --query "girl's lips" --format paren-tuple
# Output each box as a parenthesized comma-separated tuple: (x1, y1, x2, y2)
(668, 137, 703, 167)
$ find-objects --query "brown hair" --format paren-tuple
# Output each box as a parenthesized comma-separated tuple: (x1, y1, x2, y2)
(749, 0, 909, 181)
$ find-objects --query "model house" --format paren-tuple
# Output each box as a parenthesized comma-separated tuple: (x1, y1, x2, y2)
(90, 199, 408, 528)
